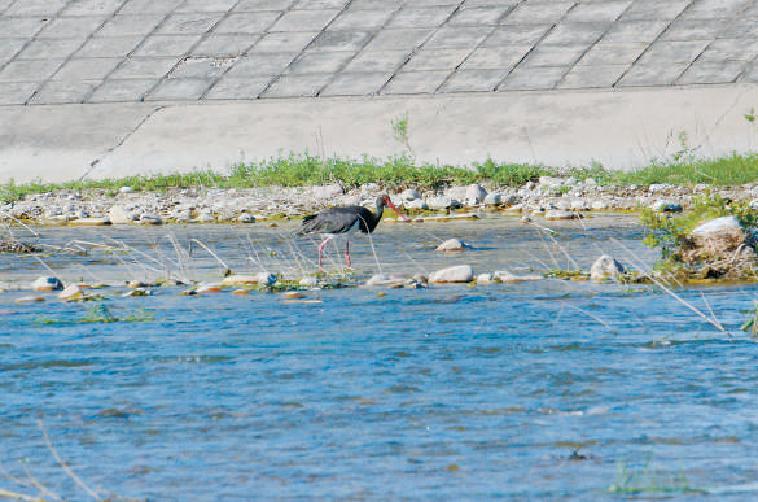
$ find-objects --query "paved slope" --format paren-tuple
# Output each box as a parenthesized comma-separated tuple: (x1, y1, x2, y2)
(1, 0, 757, 105)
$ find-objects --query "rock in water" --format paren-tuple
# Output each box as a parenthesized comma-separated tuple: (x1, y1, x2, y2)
(545, 209, 579, 221)
(429, 265, 474, 283)
(32, 276, 63, 292)
(222, 272, 276, 287)
(690, 216, 745, 254)
(590, 255, 626, 282)
(686, 216, 757, 278)
(139, 214, 163, 225)
(435, 239, 467, 252)
(58, 284, 84, 300)
(0, 240, 40, 253)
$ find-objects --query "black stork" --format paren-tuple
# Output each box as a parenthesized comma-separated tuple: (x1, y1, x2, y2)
(300, 194, 401, 269)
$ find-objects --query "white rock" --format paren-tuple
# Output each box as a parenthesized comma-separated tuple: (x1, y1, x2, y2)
(108, 205, 134, 224)
(401, 188, 421, 201)
(590, 255, 626, 282)
(435, 238, 467, 252)
(650, 200, 683, 212)
(484, 193, 502, 206)
(237, 213, 255, 223)
(544, 209, 579, 221)
(476, 273, 495, 284)
(591, 199, 609, 210)
(690, 216, 746, 254)
(32, 276, 63, 292)
(429, 265, 474, 283)
(119, 186, 133, 193)
(69, 217, 110, 226)
(58, 284, 83, 300)
(494, 271, 543, 282)
(465, 183, 487, 205)
(15, 296, 45, 304)
(570, 199, 587, 211)
(427, 196, 453, 210)
(365, 274, 406, 288)
(299, 276, 319, 286)
(140, 214, 163, 225)
(222, 272, 276, 287)
(691, 216, 742, 239)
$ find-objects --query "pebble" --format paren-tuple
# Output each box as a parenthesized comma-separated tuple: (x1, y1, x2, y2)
(435, 238, 468, 252)
(16, 296, 45, 304)
(590, 256, 626, 282)
(544, 209, 580, 221)
(32, 276, 63, 292)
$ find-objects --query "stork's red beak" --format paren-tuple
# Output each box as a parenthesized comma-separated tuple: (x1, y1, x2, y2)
(386, 196, 409, 222)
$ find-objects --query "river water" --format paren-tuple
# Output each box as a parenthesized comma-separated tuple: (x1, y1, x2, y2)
(1, 216, 757, 500)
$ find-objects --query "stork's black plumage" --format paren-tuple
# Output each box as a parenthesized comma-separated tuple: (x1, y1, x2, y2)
(300, 195, 395, 269)
(300, 195, 390, 235)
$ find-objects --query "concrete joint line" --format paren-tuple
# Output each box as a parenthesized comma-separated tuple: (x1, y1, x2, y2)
(554, 0, 637, 89)
(200, 1, 291, 100)
(82, 104, 167, 181)
(494, 0, 577, 92)
(434, 0, 526, 93)
(313, 4, 405, 98)
(256, 0, 354, 99)
(611, 0, 695, 87)
(378, 0, 468, 95)
(26, 0, 132, 105)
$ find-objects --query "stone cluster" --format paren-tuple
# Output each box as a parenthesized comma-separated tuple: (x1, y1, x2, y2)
(4, 178, 758, 226)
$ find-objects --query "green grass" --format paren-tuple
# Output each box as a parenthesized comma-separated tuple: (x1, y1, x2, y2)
(3, 153, 758, 202)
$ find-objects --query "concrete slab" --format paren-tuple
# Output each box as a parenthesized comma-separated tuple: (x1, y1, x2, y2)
(2, 85, 756, 183)
(0, 103, 157, 181)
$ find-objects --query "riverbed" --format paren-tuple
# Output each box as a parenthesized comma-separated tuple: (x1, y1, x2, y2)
(1, 215, 756, 499)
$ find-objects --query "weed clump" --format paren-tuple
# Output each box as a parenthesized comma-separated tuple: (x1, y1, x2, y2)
(641, 195, 758, 281)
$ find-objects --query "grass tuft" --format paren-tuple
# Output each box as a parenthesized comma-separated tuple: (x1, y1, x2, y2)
(3, 153, 758, 202)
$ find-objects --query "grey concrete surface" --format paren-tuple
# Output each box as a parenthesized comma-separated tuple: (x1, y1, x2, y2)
(2, 0, 758, 183)
(1, 0, 757, 104)
(2, 84, 758, 183)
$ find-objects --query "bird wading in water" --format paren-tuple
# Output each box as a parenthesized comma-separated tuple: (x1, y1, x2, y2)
(300, 195, 402, 269)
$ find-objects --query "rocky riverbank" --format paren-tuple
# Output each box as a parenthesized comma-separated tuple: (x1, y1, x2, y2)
(4, 176, 758, 226)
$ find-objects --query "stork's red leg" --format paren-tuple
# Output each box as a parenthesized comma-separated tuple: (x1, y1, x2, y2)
(345, 239, 351, 269)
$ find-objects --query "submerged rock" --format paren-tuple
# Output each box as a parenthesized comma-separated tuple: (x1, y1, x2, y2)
(299, 276, 319, 287)
(494, 271, 543, 282)
(16, 295, 45, 304)
(32, 276, 63, 292)
(365, 274, 406, 288)
(435, 238, 468, 252)
(222, 272, 276, 287)
(0, 240, 40, 253)
(476, 273, 495, 284)
(544, 209, 579, 221)
(70, 217, 110, 226)
(429, 265, 474, 284)
(590, 255, 626, 282)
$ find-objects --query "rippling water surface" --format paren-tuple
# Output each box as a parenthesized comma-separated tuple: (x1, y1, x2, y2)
(1, 216, 757, 500)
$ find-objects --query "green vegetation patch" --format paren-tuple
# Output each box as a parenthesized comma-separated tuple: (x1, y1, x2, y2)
(4, 153, 758, 202)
